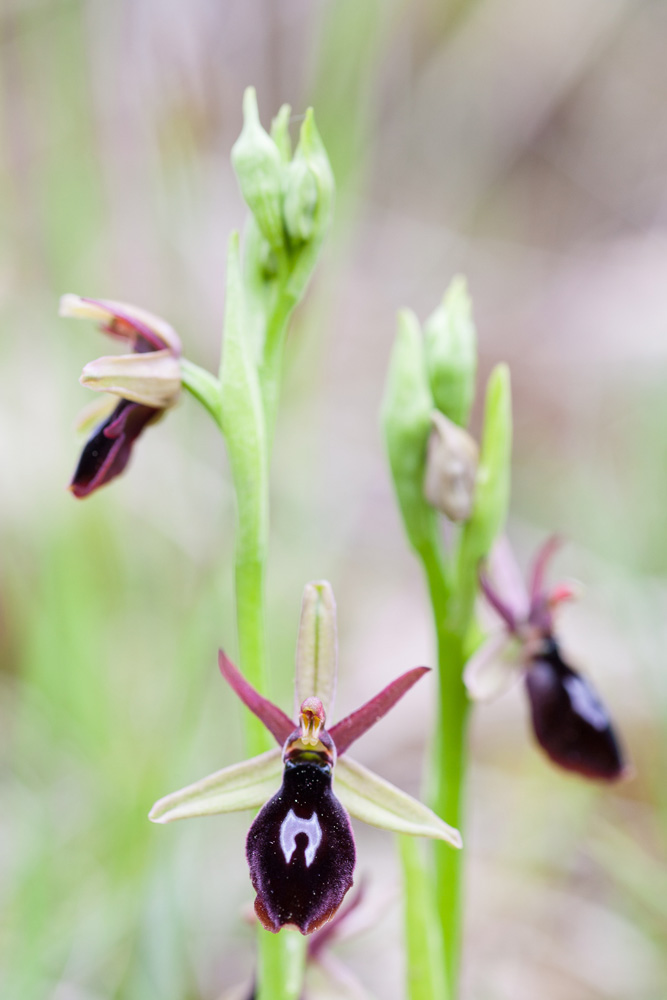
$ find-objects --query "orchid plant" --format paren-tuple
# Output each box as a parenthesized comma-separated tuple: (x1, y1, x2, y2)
(60, 88, 628, 1000)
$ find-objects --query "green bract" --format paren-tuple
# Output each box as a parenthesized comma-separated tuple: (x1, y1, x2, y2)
(381, 309, 439, 555)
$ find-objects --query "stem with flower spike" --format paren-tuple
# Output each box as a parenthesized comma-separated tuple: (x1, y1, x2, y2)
(214, 89, 335, 1000)
(383, 299, 512, 999)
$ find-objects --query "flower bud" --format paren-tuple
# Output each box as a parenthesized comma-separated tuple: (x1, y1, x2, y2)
(283, 110, 335, 303)
(424, 277, 476, 428)
(231, 87, 285, 251)
(296, 582, 337, 718)
(283, 158, 319, 243)
(423, 410, 478, 521)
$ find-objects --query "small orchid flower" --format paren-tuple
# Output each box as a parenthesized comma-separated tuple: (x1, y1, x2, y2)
(464, 536, 628, 781)
(150, 582, 461, 935)
(59, 295, 182, 498)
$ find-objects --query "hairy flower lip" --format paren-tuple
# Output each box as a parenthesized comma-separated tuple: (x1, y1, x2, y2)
(68, 399, 161, 499)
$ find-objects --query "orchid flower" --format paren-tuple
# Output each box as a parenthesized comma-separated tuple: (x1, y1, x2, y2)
(150, 582, 462, 935)
(59, 296, 182, 498)
(464, 536, 628, 781)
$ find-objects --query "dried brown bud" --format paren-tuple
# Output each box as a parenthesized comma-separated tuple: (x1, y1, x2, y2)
(423, 411, 478, 521)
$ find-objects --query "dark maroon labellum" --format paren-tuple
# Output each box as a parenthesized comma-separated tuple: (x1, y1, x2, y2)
(246, 760, 355, 935)
(70, 399, 159, 498)
(525, 637, 625, 781)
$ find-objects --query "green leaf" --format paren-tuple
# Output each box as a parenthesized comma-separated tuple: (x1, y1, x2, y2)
(464, 363, 512, 561)
(149, 749, 282, 823)
(454, 363, 512, 635)
(295, 581, 338, 719)
(335, 756, 462, 846)
(219, 231, 269, 563)
(219, 231, 271, 756)
(381, 310, 440, 556)
(424, 276, 477, 428)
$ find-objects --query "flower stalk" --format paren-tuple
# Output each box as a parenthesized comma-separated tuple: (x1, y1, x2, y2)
(222, 92, 334, 997)
(382, 282, 512, 999)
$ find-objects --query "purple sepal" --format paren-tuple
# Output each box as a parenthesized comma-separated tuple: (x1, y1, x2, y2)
(525, 638, 626, 781)
(218, 650, 295, 745)
(246, 761, 355, 934)
(70, 399, 159, 499)
(329, 666, 430, 755)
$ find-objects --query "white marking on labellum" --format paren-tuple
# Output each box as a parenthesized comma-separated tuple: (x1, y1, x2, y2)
(563, 675, 608, 730)
(279, 810, 322, 867)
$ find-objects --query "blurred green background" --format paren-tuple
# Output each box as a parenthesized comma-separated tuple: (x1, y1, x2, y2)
(1, 0, 666, 997)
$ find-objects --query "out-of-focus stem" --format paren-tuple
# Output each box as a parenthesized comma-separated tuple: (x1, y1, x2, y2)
(258, 262, 296, 446)
(431, 623, 469, 1000)
(400, 836, 449, 1000)
(257, 929, 307, 1000)
(416, 538, 470, 1000)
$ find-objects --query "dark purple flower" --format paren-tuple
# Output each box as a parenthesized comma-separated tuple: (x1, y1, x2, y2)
(150, 580, 462, 936)
(69, 399, 161, 499)
(60, 295, 182, 498)
(465, 536, 628, 781)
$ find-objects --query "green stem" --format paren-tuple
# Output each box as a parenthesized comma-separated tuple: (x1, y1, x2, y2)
(431, 623, 469, 1000)
(236, 557, 271, 758)
(180, 358, 223, 429)
(257, 930, 307, 1000)
(400, 836, 449, 1000)
(416, 538, 470, 1000)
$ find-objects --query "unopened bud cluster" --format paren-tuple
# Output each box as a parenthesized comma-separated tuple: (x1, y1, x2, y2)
(382, 277, 487, 551)
(231, 88, 334, 267)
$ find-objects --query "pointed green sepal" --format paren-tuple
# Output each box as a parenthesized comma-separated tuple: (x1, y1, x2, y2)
(295, 580, 337, 719)
(149, 748, 282, 824)
(334, 756, 462, 847)
(424, 277, 477, 428)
